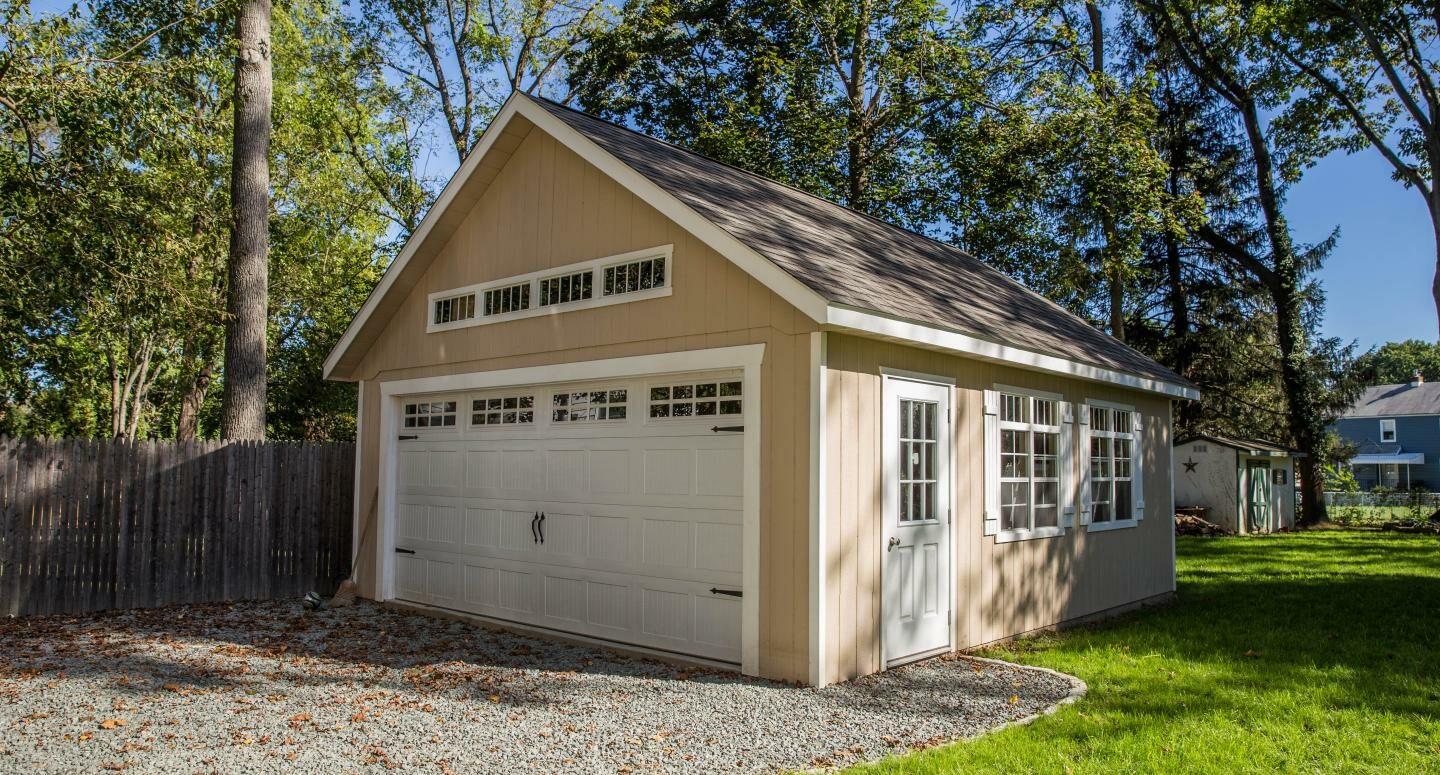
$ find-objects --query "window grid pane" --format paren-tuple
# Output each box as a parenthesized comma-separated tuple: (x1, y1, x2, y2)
(649, 380, 742, 419)
(898, 399, 939, 522)
(552, 389, 628, 422)
(403, 400, 458, 429)
(471, 394, 535, 426)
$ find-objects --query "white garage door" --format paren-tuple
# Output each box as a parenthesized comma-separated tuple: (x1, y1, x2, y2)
(390, 371, 746, 664)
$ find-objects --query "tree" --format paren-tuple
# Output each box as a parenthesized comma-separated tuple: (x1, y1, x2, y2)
(220, 0, 273, 441)
(1260, 1, 1440, 337)
(1355, 340, 1440, 385)
(1137, 0, 1361, 524)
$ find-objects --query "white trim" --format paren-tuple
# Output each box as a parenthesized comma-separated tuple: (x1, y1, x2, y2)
(1084, 519, 1138, 533)
(1082, 398, 1141, 532)
(991, 384, 1067, 542)
(996, 526, 1066, 543)
(425, 244, 674, 333)
(350, 380, 365, 576)
(808, 331, 827, 687)
(375, 344, 764, 676)
(1380, 418, 1398, 443)
(826, 306, 1199, 400)
(1169, 403, 1177, 593)
(879, 366, 956, 385)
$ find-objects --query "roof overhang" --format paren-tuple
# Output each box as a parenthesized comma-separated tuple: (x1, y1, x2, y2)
(1350, 453, 1425, 466)
(825, 306, 1200, 400)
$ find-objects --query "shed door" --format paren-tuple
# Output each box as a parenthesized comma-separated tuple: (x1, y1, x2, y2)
(1246, 460, 1272, 533)
(390, 372, 745, 664)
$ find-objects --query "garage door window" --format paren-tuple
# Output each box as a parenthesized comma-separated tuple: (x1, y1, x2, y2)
(403, 401, 457, 428)
(648, 380, 743, 418)
(553, 389, 628, 422)
(471, 395, 535, 426)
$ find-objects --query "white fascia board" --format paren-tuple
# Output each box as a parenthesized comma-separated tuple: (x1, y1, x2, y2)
(324, 95, 530, 381)
(512, 97, 830, 324)
(825, 306, 1201, 401)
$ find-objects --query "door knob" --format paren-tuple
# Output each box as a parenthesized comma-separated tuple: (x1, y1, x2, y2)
(887, 536, 900, 551)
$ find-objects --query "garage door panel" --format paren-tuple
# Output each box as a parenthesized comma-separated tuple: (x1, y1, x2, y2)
(392, 371, 745, 664)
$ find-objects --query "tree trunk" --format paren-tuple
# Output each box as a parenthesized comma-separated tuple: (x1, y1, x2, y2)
(1087, 2, 1124, 341)
(177, 364, 214, 442)
(844, 0, 871, 212)
(220, 0, 272, 441)
(1432, 193, 1440, 338)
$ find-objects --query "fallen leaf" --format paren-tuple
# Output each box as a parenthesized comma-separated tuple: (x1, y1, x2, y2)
(1008, 695, 1019, 705)
(287, 713, 311, 723)
(99, 719, 127, 730)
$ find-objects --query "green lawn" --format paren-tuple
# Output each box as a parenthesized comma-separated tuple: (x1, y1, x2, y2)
(1329, 505, 1433, 527)
(852, 531, 1440, 774)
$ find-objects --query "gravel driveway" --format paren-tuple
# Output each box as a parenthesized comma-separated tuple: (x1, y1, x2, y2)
(0, 600, 1080, 773)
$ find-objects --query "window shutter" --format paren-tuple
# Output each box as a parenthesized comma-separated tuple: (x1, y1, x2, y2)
(1078, 404, 1092, 525)
(1059, 401, 1076, 528)
(983, 390, 1000, 536)
(1132, 409, 1145, 520)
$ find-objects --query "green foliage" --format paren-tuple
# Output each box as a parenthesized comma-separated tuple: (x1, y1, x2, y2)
(1321, 462, 1359, 494)
(854, 532, 1440, 773)
(1355, 340, 1440, 385)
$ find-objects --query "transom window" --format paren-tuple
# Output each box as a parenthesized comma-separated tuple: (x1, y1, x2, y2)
(403, 400, 457, 428)
(604, 256, 666, 296)
(999, 392, 1060, 533)
(483, 282, 531, 316)
(553, 389, 628, 422)
(471, 395, 535, 426)
(899, 399, 939, 522)
(538, 270, 593, 306)
(649, 380, 743, 418)
(1089, 406, 1134, 523)
(433, 293, 476, 325)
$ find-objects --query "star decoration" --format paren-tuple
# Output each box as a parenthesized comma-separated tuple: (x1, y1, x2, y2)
(1183, 457, 1199, 473)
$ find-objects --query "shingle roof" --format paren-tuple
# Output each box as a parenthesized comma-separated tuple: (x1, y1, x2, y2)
(1177, 433, 1300, 457)
(1344, 382, 1440, 417)
(534, 99, 1190, 388)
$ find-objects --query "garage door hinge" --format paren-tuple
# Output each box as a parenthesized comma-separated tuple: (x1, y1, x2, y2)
(710, 425, 744, 433)
(709, 587, 742, 598)
(398, 434, 418, 441)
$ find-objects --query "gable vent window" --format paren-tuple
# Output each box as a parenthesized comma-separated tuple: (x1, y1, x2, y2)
(604, 256, 666, 296)
(433, 293, 476, 325)
(472, 395, 535, 426)
(649, 380, 742, 418)
(539, 270, 593, 306)
(404, 401, 457, 428)
(553, 389, 628, 422)
(483, 282, 531, 316)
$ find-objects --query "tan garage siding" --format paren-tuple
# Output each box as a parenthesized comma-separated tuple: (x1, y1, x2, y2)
(345, 127, 814, 682)
(821, 333, 1175, 685)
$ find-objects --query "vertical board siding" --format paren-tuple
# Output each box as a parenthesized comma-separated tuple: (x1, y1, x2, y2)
(0, 438, 355, 618)
(823, 334, 1176, 684)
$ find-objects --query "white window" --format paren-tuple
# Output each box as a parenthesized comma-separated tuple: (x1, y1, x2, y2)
(899, 398, 940, 522)
(1380, 419, 1397, 443)
(482, 282, 531, 317)
(553, 388, 628, 422)
(604, 255, 666, 296)
(471, 394, 535, 426)
(403, 400, 457, 429)
(997, 391, 1062, 534)
(648, 379, 743, 418)
(432, 292, 476, 325)
(1083, 402, 1144, 530)
(426, 245, 673, 332)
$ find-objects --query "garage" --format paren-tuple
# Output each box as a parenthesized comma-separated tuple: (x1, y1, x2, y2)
(386, 370, 747, 665)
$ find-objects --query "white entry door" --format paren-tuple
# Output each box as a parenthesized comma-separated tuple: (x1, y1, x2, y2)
(882, 376, 952, 666)
(389, 371, 746, 664)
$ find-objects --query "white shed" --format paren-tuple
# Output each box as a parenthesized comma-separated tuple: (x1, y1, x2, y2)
(1173, 435, 1298, 534)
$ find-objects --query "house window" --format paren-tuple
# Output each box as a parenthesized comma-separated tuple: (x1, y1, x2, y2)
(899, 399, 940, 522)
(998, 391, 1061, 533)
(432, 293, 476, 325)
(1380, 419, 1397, 443)
(483, 282, 531, 316)
(403, 400, 457, 428)
(1089, 406, 1134, 523)
(471, 395, 535, 426)
(604, 256, 666, 296)
(553, 389, 628, 422)
(648, 380, 743, 418)
(538, 270, 593, 306)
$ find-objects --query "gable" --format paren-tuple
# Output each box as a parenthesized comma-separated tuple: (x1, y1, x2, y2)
(351, 124, 809, 380)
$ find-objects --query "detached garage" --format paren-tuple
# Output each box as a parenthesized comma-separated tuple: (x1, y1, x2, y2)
(325, 92, 1197, 686)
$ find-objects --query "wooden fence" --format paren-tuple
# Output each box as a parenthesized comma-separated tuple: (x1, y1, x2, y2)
(0, 437, 355, 617)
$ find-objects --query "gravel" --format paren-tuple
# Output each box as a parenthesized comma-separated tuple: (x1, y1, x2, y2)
(0, 600, 1081, 773)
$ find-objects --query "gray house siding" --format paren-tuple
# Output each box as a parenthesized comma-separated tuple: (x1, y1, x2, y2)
(1334, 415, 1440, 490)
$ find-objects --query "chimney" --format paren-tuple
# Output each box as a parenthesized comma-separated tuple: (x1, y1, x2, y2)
(1416, 370, 1425, 386)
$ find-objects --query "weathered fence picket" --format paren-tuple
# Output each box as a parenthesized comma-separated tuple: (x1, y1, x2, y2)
(0, 437, 354, 618)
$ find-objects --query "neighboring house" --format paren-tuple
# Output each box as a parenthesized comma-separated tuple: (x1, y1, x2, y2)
(324, 93, 1198, 687)
(1335, 376, 1440, 491)
(1173, 435, 1298, 534)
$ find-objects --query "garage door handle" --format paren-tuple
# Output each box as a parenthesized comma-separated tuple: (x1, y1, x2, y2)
(709, 587, 742, 598)
(531, 512, 540, 544)
(538, 512, 546, 544)
(395, 547, 415, 555)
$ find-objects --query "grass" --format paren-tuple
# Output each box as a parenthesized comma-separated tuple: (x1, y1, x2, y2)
(1329, 505, 1432, 527)
(851, 531, 1440, 774)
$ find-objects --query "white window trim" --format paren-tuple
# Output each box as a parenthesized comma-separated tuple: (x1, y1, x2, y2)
(992, 385, 1068, 544)
(425, 244, 674, 333)
(1084, 398, 1141, 533)
(1380, 418, 1397, 443)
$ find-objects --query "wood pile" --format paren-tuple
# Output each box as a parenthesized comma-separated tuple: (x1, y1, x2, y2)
(1174, 513, 1233, 537)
